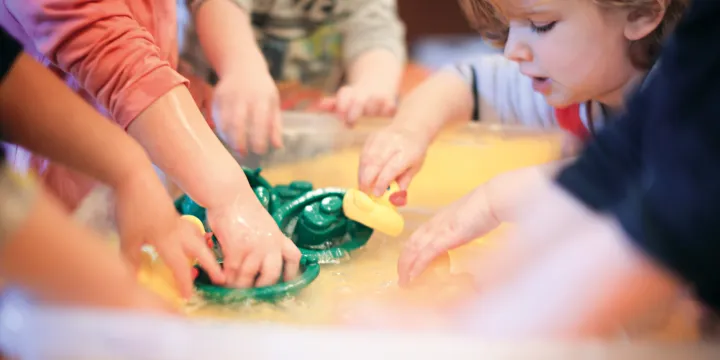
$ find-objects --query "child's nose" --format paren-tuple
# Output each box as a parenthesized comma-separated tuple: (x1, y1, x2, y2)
(504, 32, 533, 63)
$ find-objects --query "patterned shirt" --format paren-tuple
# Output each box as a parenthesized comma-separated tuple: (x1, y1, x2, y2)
(180, 0, 406, 92)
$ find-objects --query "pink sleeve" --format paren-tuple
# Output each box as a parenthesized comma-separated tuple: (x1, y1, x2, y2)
(6, 0, 189, 129)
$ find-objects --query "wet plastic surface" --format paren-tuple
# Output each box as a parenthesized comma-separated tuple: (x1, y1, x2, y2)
(174, 166, 376, 302)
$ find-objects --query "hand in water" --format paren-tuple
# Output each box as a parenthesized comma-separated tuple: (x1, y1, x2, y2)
(212, 69, 283, 156)
(206, 199, 301, 288)
(358, 125, 430, 197)
(115, 170, 225, 299)
(317, 85, 397, 126)
(397, 189, 498, 286)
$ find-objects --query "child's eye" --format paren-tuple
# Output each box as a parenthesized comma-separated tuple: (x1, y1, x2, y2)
(530, 21, 557, 34)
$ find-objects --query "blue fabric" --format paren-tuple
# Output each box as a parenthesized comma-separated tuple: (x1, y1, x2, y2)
(557, 0, 720, 309)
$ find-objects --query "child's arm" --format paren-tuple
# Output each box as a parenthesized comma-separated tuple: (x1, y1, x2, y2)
(0, 168, 172, 312)
(0, 53, 155, 194)
(190, 0, 282, 155)
(357, 71, 474, 195)
(0, 51, 225, 297)
(358, 54, 555, 195)
(6, 0, 300, 287)
(458, 182, 682, 339)
(397, 160, 571, 285)
(319, 0, 406, 125)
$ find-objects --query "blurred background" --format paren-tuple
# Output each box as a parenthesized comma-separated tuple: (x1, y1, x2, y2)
(398, 0, 500, 69)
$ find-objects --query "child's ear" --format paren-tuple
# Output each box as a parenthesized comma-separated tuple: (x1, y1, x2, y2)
(624, 0, 667, 41)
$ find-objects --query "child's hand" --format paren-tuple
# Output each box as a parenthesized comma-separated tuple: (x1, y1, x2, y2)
(114, 170, 225, 299)
(205, 198, 302, 288)
(317, 85, 397, 126)
(211, 69, 283, 155)
(397, 188, 498, 286)
(358, 125, 431, 196)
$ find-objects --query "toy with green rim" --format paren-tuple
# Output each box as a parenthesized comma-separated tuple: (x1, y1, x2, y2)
(175, 167, 374, 304)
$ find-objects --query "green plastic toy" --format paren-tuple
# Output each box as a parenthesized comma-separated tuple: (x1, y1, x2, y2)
(176, 167, 374, 303)
(270, 181, 313, 213)
(244, 167, 273, 210)
(272, 188, 373, 263)
(193, 257, 320, 304)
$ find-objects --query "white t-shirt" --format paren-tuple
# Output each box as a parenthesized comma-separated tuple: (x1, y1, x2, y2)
(446, 54, 610, 137)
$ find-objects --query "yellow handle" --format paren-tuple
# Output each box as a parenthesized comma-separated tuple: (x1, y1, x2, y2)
(181, 214, 205, 233)
(137, 214, 207, 307)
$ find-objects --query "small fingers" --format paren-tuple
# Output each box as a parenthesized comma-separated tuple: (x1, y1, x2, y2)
(373, 154, 410, 196)
(335, 87, 354, 123)
(396, 166, 420, 192)
(226, 103, 249, 155)
(249, 101, 271, 154)
(184, 238, 225, 285)
(345, 97, 366, 126)
(405, 242, 446, 286)
(316, 97, 337, 112)
(221, 244, 248, 285)
(397, 231, 431, 286)
(254, 252, 283, 287)
(363, 97, 384, 118)
(358, 142, 398, 193)
(155, 242, 194, 299)
(282, 241, 302, 282)
(234, 254, 262, 288)
(270, 104, 284, 149)
(379, 98, 397, 118)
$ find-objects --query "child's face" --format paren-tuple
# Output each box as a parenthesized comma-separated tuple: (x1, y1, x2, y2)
(501, 0, 646, 109)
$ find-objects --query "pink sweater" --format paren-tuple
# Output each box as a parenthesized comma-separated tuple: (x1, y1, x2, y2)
(0, 0, 189, 209)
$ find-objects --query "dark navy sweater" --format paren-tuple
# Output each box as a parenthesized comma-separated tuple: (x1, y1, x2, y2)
(557, 0, 720, 310)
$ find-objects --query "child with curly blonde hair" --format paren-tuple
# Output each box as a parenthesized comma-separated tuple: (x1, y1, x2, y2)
(354, 0, 687, 284)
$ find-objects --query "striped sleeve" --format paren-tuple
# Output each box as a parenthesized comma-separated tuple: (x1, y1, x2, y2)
(442, 54, 555, 127)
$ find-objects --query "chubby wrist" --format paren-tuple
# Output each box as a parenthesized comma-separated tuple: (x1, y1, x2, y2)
(192, 166, 258, 210)
(218, 48, 268, 80)
(388, 119, 436, 145)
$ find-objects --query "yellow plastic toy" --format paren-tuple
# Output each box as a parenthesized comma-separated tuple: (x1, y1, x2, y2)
(136, 215, 206, 307)
(343, 182, 405, 236)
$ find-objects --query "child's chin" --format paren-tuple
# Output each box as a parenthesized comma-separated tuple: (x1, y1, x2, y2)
(542, 93, 574, 108)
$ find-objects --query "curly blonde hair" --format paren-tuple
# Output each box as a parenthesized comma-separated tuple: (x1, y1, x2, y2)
(458, 0, 689, 69)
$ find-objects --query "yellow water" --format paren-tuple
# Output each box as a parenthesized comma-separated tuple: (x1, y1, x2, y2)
(147, 130, 565, 325)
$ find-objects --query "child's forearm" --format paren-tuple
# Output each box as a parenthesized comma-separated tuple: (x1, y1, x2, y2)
(0, 54, 152, 189)
(194, 0, 266, 78)
(0, 172, 140, 307)
(347, 49, 403, 95)
(459, 191, 681, 338)
(484, 160, 572, 222)
(392, 72, 474, 143)
(127, 85, 254, 208)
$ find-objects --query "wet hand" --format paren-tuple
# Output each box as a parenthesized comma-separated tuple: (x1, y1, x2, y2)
(212, 69, 283, 156)
(317, 85, 397, 127)
(114, 170, 225, 299)
(397, 189, 498, 286)
(358, 125, 430, 197)
(205, 199, 301, 288)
